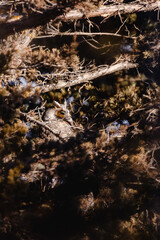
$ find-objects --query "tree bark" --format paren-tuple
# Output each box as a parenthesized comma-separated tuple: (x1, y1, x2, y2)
(58, 1, 160, 22)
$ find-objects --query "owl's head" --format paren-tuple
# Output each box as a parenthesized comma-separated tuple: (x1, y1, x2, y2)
(43, 100, 73, 125)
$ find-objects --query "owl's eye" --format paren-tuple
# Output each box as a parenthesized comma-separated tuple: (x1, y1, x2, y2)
(55, 109, 66, 119)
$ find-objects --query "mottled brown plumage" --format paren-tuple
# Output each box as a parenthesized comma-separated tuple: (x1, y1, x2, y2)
(43, 101, 76, 141)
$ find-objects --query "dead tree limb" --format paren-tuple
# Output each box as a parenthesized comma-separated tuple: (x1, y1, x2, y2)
(39, 60, 138, 92)
(58, 1, 160, 22)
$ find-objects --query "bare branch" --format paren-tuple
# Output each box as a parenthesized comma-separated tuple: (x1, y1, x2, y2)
(58, 1, 160, 22)
(36, 31, 137, 39)
(38, 60, 138, 92)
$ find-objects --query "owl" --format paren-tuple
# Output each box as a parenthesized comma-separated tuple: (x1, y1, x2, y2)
(43, 101, 76, 142)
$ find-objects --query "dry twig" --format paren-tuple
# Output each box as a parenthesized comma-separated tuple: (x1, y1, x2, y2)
(36, 31, 137, 39)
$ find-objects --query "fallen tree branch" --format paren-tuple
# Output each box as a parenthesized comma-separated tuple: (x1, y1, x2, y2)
(58, 1, 160, 22)
(39, 60, 138, 92)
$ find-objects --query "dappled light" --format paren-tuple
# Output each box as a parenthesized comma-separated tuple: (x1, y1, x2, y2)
(1, 1, 160, 240)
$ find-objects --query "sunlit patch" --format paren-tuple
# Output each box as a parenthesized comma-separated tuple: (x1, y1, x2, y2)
(105, 119, 130, 142)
